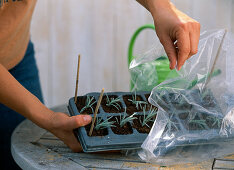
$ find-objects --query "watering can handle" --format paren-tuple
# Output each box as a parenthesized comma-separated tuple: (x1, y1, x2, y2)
(128, 24, 155, 67)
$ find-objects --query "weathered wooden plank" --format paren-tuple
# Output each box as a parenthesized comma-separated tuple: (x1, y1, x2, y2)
(11, 105, 234, 170)
(11, 119, 213, 170)
(35, 129, 214, 169)
(11, 120, 87, 170)
(40, 132, 60, 139)
(212, 154, 234, 169)
(224, 154, 234, 160)
(213, 159, 234, 169)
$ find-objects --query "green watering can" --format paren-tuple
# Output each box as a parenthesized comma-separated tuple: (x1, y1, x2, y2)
(128, 24, 222, 91)
(128, 24, 178, 90)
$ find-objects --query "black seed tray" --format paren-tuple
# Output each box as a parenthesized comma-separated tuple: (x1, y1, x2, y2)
(68, 91, 156, 152)
(153, 89, 223, 133)
(150, 89, 229, 156)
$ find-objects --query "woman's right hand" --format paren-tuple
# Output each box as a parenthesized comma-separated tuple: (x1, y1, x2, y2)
(47, 111, 92, 152)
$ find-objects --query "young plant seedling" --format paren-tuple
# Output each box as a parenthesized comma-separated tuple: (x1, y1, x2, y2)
(201, 89, 210, 99)
(80, 96, 96, 114)
(128, 91, 147, 110)
(95, 116, 116, 130)
(165, 112, 179, 133)
(115, 109, 137, 127)
(139, 106, 157, 128)
(189, 119, 208, 130)
(105, 95, 121, 110)
(187, 111, 198, 121)
(207, 116, 222, 128)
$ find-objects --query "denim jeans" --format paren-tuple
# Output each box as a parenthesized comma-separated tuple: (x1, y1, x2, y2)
(0, 40, 44, 170)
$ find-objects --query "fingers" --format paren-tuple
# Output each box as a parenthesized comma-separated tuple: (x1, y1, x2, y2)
(188, 24, 200, 59)
(176, 22, 200, 70)
(64, 131, 83, 152)
(68, 115, 92, 130)
(63, 115, 92, 130)
(69, 142, 83, 153)
(160, 35, 177, 69)
(48, 113, 91, 153)
(176, 29, 190, 70)
(159, 25, 200, 71)
(151, 1, 200, 70)
(49, 113, 92, 131)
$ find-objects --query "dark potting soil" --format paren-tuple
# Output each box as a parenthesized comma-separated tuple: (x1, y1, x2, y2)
(69, 92, 160, 152)
(168, 93, 192, 111)
(156, 92, 193, 112)
(85, 120, 108, 137)
(173, 103, 192, 111)
(123, 95, 147, 115)
(144, 93, 158, 111)
(101, 95, 124, 113)
(202, 95, 217, 108)
(132, 115, 154, 134)
(178, 112, 189, 120)
(188, 121, 207, 131)
(109, 116, 133, 135)
(145, 94, 150, 101)
(200, 114, 221, 129)
(164, 118, 180, 132)
(186, 114, 208, 131)
(75, 96, 99, 115)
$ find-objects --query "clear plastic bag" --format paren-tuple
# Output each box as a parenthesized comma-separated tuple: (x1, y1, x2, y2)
(129, 44, 178, 91)
(135, 29, 234, 165)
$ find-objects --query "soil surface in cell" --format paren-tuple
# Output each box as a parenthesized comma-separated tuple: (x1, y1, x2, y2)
(164, 118, 180, 132)
(75, 96, 99, 115)
(101, 95, 124, 113)
(173, 103, 192, 111)
(187, 121, 206, 131)
(201, 114, 222, 129)
(202, 95, 216, 108)
(123, 95, 147, 115)
(109, 116, 133, 135)
(144, 94, 150, 102)
(178, 112, 189, 120)
(186, 115, 208, 131)
(85, 120, 108, 137)
(132, 115, 155, 134)
(144, 94, 158, 111)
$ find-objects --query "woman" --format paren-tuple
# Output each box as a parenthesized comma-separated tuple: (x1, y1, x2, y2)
(0, 0, 200, 169)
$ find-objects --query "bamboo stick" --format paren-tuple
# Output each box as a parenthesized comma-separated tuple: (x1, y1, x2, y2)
(74, 55, 81, 104)
(204, 30, 227, 88)
(89, 88, 104, 136)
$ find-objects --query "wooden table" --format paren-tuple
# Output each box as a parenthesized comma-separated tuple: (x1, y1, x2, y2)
(11, 105, 234, 170)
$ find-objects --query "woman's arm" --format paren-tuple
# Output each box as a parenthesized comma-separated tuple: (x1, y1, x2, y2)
(0, 63, 91, 152)
(136, 0, 200, 70)
(135, 0, 149, 10)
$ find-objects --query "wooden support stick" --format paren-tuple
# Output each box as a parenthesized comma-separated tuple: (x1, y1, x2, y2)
(74, 55, 81, 104)
(89, 88, 104, 136)
(204, 30, 227, 88)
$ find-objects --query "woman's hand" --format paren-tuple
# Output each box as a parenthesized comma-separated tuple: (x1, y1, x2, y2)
(138, 0, 200, 70)
(47, 112, 92, 152)
(0, 63, 92, 152)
